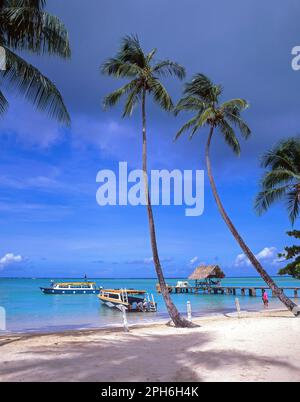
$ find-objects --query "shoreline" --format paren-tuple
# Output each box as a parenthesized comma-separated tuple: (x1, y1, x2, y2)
(1, 309, 300, 382)
(1, 306, 283, 337)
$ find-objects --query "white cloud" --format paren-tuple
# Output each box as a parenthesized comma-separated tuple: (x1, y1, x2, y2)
(0, 253, 23, 269)
(234, 247, 278, 267)
(0, 100, 63, 149)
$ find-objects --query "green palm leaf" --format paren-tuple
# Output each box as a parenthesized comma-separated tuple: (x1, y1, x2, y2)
(221, 98, 249, 112)
(123, 86, 141, 117)
(174, 96, 205, 116)
(184, 73, 221, 103)
(218, 119, 241, 155)
(174, 115, 200, 140)
(0, 0, 70, 123)
(2, 47, 70, 124)
(152, 60, 185, 80)
(255, 186, 291, 215)
(287, 189, 300, 225)
(261, 137, 300, 171)
(256, 137, 300, 223)
(0, 89, 8, 114)
(175, 74, 250, 148)
(101, 57, 142, 78)
(261, 169, 298, 189)
(2, 6, 71, 57)
(102, 34, 184, 117)
(149, 78, 173, 111)
(103, 79, 139, 109)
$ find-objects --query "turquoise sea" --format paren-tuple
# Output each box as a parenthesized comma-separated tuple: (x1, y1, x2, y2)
(0, 277, 299, 334)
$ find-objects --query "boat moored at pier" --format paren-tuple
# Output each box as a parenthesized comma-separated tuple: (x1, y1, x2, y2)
(41, 281, 100, 295)
(98, 289, 157, 312)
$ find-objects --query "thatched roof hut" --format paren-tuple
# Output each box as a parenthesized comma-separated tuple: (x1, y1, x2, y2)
(189, 265, 225, 281)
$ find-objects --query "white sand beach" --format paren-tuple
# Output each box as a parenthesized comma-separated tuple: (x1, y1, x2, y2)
(0, 310, 299, 382)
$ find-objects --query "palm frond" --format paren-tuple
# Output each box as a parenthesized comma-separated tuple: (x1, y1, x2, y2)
(218, 119, 241, 155)
(287, 188, 300, 225)
(149, 78, 173, 111)
(2, 47, 70, 124)
(261, 169, 297, 190)
(152, 60, 185, 80)
(119, 34, 146, 69)
(255, 186, 291, 215)
(224, 112, 251, 139)
(0, 89, 8, 115)
(221, 98, 249, 112)
(103, 79, 139, 109)
(146, 48, 157, 63)
(184, 73, 221, 103)
(261, 137, 300, 172)
(1, 6, 70, 58)
(4, 1, 46, 9)
(174, 114, 200, 140)
(122, 86, 141, 117)
(102, 35, 182, 117)
(101, 57, 142, 78)
(174, 96, 205, 116)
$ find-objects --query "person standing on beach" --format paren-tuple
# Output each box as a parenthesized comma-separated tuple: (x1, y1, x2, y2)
(262, 291, 269, 309)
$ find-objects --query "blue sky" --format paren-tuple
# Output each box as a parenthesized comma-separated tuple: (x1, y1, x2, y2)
(0, 0, 299, 278)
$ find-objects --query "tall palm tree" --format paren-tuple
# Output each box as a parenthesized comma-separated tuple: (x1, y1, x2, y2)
(102, 35, 195, 327)
(0, 0, 70, 123)
(175, 74, 299, 316)
(255, 137, 300, 225)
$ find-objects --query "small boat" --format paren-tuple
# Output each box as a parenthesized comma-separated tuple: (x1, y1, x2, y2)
(176, 281, 190, 288)
(41, 280, 100, 295)
(98, 289, 157, 312)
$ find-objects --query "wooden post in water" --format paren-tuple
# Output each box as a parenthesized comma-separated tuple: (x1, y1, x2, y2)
(187, 301, 192, 322)
(121, 306, 129, 333)
(235, 298, 241, 319)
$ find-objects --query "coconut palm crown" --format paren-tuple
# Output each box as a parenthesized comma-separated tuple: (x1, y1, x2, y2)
(102, 34, 185, 115)
(0, 0, 71, 123)
(174, 73, 251, 150)
(255, 137, 300, 225)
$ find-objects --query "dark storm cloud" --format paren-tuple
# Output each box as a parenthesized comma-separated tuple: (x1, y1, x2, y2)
(13, 0, 300, 167)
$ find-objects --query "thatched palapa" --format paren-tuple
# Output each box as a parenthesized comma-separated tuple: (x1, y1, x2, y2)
(189, 265, 225, 281)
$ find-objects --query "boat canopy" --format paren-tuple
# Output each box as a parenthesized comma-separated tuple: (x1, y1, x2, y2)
(100, 289, 146, 295)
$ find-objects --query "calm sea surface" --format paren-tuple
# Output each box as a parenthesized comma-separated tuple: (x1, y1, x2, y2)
(0, 277, 299, 334)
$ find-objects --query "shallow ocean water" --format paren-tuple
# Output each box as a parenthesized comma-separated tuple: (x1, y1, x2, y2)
(0, 277, 299, 333)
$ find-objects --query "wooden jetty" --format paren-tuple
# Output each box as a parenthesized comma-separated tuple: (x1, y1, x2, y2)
(157, 265, 300, 298)
(164, 285, 300, 298)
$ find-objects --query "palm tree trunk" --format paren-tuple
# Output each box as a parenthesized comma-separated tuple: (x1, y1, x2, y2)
(206, 127, 300, 317)
(141, 90, 196, 327)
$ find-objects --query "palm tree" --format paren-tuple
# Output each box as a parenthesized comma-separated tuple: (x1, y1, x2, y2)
(175, 74, 299, 316)
(255, 137, 300, 225)
(102, 35, 195, 327)
(0, 0, 70, 123)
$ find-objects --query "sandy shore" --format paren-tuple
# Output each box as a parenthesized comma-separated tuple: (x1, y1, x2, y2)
(0, 309, 299, 382)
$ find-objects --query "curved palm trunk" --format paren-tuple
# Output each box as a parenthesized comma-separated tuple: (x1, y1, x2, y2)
(141, 90, 196, 328)
(206, 127, 300, 317)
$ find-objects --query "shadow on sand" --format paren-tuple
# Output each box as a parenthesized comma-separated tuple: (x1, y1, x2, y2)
(0, 322, 298, 382)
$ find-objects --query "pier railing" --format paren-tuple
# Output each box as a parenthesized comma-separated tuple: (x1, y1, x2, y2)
(161, 285, 299, 298)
